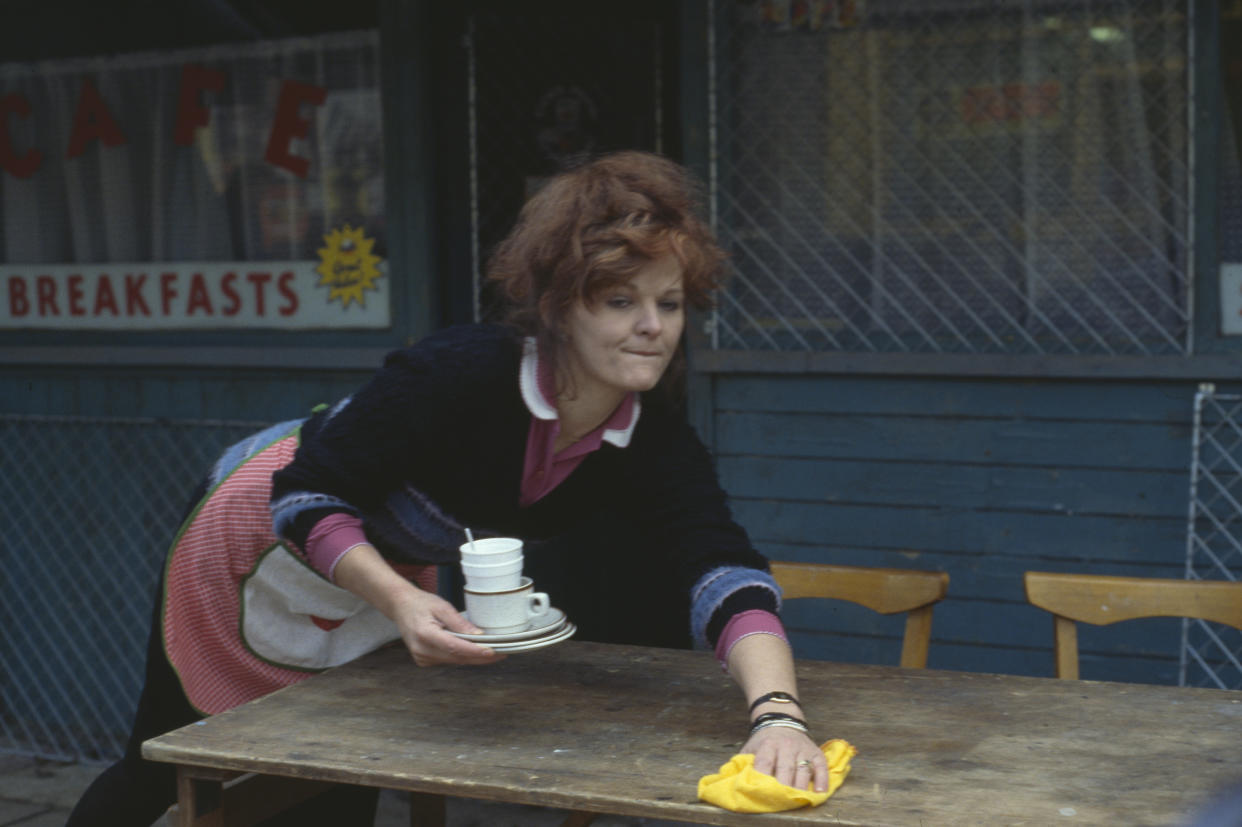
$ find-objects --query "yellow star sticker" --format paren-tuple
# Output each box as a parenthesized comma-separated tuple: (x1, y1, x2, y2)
(316, 224, 383, 308)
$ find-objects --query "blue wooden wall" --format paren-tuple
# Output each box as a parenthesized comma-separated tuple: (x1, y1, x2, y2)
(1, 365, 369, 420)
(710, 371, 1238, 685)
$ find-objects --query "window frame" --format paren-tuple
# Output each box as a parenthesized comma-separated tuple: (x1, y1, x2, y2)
(682, 0, 1239, 382)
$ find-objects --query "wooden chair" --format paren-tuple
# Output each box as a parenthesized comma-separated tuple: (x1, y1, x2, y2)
(1023, 571, 1242, 680)
(769, 561, 950, 669)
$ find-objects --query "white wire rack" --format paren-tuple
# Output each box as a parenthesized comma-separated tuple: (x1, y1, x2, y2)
(1181, 384, 1242, 689)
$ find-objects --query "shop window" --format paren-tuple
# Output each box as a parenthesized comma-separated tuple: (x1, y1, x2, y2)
(0, 31, 388, 333)
(711, 0, 1191, 355)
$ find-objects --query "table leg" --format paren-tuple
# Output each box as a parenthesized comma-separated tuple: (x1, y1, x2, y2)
(408, 790, 446, 827)
(560, 812, 599, 827)
(175, 767, 225, 827)
(172, 766, 337, 826)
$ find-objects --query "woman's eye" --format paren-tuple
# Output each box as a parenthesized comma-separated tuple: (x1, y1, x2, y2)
(606, 296, 632, 309)
(659, 300, 682, 312)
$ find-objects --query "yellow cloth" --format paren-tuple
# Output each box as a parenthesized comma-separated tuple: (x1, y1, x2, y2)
(697, 739, 857, 814)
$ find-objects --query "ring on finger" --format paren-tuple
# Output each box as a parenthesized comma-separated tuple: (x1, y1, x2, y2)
(797, 759, 814, 768)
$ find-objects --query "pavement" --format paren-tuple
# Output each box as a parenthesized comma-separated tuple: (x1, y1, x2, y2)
(0, 753, 697, 826)
(0, 755, 88, 827)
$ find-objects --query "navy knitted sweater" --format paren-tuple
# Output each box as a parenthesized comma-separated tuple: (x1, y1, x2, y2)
(270, 323, 778, 650)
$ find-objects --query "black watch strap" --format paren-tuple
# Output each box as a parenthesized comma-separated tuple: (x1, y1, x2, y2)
(748, 690, 800, 713)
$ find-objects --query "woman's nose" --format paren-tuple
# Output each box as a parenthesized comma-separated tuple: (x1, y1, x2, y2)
(635, 303, 662, 336)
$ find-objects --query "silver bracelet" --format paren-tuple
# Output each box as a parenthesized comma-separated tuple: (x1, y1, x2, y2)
(750, 719, 810, 735)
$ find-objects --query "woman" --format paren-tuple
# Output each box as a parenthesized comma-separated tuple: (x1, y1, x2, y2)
(68, 151, 827, 826)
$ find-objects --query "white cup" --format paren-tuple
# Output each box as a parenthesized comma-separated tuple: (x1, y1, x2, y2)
(460, 537, 523, 566)
(461, 557, 523, 592)
(464, 577, 549, 634)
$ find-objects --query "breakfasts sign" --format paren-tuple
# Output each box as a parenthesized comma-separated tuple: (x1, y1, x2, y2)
(1, 225, 389, 330)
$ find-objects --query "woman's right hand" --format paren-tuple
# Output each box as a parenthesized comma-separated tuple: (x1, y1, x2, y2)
(332, 542, 503, 667)
(390, 586, 506, 667)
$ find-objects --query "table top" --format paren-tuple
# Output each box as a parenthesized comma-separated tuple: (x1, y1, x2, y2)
(143, 641, 1242, 826)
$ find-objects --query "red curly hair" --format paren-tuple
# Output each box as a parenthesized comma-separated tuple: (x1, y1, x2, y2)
(485, 151, 725, 393)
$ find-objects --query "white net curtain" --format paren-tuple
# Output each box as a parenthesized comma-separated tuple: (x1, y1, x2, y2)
(0, 30, 384, 267)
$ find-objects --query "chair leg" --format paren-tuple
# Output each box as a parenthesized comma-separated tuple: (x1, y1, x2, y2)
(1052, 615, 1079, 680)
(899, 606, 934, 669)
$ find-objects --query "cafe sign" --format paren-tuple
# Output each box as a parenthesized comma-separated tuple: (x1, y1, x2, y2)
(0, 32, 388, 332)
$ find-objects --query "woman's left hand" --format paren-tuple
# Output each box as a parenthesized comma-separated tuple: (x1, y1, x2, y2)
(741, 725, 828, 792)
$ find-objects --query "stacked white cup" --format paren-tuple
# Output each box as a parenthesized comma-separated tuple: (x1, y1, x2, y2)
(459, 537, 549, 634)
(460, 537, 524, 591)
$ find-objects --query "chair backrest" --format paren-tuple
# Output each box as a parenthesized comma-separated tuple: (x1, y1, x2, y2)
(1023, 571, 1242, 680)
(769, 561, 949, 669)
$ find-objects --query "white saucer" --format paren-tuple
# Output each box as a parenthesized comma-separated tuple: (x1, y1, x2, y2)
(451, 608, 567, 643)
(486, 622, 577, 653)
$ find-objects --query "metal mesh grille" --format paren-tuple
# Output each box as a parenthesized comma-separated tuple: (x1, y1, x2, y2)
(1182, 386, 1242, 690)
(0, 415, 269, 761)
(709, 0, 1191, 354)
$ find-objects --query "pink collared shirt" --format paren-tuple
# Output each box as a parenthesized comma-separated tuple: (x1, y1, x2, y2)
(518, 337, 639, 507)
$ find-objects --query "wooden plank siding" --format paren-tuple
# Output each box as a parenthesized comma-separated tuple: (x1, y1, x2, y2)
(0, 366, 369, 420)
(711, 372, 1241, 685)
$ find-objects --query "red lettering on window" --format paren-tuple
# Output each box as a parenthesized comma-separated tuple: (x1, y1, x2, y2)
(36, 275, 58, 315)
(277, 271, 298, 316)
(960, 88, 981, 123)
(1033, 82, 1060, 118)
(246, 271, 272, 315)
(125, 274, 150, 316)
(961, 82, 1060, 125)
(174, 64, 226, 147)
(0, 93, 43, 178)
(264, 79, 326, 178)
(65, 78, 128, 159)
(186, 273, 213, 315)
(221, 272, 240, 316)
(7, 276, 29, 316)
(67, 274, 86, 316)
(1002, 84, 1025, 120)
(94, 275, 118, 316)
(160, 272, 179, 315)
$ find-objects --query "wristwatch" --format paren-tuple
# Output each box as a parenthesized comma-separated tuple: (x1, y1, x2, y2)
(748, 690, 800, 713)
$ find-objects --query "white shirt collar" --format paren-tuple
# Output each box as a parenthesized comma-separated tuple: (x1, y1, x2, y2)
(519, 337, 641, 448)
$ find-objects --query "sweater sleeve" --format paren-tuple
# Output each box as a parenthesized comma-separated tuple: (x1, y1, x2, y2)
(270, 325, 518, 555)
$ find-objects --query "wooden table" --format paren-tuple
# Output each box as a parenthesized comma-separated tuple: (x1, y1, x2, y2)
(143, 640, 1242, 826)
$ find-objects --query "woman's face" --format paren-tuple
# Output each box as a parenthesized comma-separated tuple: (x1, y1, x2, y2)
(562, 253, 686, 402)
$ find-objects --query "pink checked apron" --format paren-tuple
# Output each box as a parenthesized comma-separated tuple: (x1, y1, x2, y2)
(162, 432, 436, 715)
